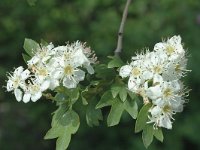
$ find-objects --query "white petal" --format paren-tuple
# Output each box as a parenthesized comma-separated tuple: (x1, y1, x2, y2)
(85, 64, 94, 74)
(14, 66, 24, 76)
(7, 80, 14, 92)
(150, 106, 162, 116)
(23, 93, 31, 103)
(63, 77, 77, 89)
(14, 88, 22, 102)
(119, 65, 132, 78)
(21, 69, 30, 80)
(74, 69, 85, 81)
(154, 43, 166, 51)
(49, 79, 59, 90)
(31, 92, 42, 102)
(160, 116, 172, 129)
(146, 85, 162, 100)
(153, 74, 163, 84)
(41, 80, 50, 91)
(51, 68, 63, 79)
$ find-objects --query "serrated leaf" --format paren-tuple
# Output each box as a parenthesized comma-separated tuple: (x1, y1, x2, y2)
(107, 98, 124, 126)
(22, 53, 31, 62)
(154, 128, 164, 142)
(23, 38, 40, 57)
(111, 85, 121, 98)
(127, 90, 137, 100)
(119, 87, 127, 102)
(135, 103, 152, 133)
(108, 56, 124, 68)
(86, 99, 103, 127)
(142, 124, 154, 148)
(124, 98, 138, 119)
(96, 91, 114, 109)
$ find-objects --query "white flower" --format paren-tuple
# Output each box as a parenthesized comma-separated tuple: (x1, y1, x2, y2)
(148, 105, 174, 129)
(23, 79, 49, 103)
(6, 66, 30, 102)
(154, 35, 185, 60)
(27, 43, 54, 66)
(52, 60, 85, 89)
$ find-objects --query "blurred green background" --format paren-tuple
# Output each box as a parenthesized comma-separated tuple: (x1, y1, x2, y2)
(0, 0, 200, 149)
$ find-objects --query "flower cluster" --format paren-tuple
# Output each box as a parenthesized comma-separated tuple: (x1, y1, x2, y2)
(119, 35, 189, 129)
(7, 41, 97, 103)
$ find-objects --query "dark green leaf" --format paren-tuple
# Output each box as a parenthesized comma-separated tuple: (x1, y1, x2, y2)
(154, 128, 164, 142)
(108, 56, 125, 68)
(124, 98, 138, 119)
(23, 38, 40, 57)
(95, 64, 115, 80)
(142, 124, 154, 148)
(96, 91, 114, 109)
(119, 87, 127, 102)
(135, 103, 152, 133)
(86, 99, 103, 127)
(107, 98, 124, 126)
(111, 84, 121, 98)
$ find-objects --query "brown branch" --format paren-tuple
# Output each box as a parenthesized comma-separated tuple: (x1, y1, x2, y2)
(114, 0, 132, 57)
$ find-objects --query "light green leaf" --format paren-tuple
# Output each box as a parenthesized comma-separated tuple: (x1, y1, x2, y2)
(111, 85, 121, 98)
(107, 56, 125, 68)
(23, 38, 40, 57)
(64, 88, 79, 104)
(135, 103, 152, 133)
(107, 98, 124, 126)
(154, 128, 164, 142)
(40, 39, 48, 46)
(96, 91, 114, 109)
(124, 99, 138, 119)
(22, 53, 31, 62)
(142, 124, 154, 148)
(56, 132, 71, 150)
(86, 99, 103, 127)
(119, 87, 127, 102)
(127, 90, 137, 100)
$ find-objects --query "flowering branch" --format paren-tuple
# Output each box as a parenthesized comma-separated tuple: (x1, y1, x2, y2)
(114, 0, 132, 56)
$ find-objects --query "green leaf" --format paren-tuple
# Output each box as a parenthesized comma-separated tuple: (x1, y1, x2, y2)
(44, 108, 80, 150)
(111, 85, 121, 98)
(95, 64, 115, 80)
(119, 87, 127, 102)
(127, 90, 137, 100)
(142, 124, 154, 148)
(40, 39, 49, 46)
(123, 98, 138, 119)
(108, 56, 124, 68)
(96, 91, 114, 109)
(22, 53, 31, 62)
(135, 103, 152, 133)
(27, 0, 37, 6)
(86, 99, 103, 127)
(23, 38, 40, 57)
(64, 88, 79, 104)
(56, 132, 71, 150)
(154, 128, 164, 142)
(107, 98, 124, 126)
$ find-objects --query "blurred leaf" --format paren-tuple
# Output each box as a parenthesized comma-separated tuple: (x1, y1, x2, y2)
(86, 99, 103, 127)
(154, 128, 164, 142)
(27, 0, 37, 6)
(23, 38, 40, 57)
(22, 53, 31, 62)
(142, 124, 154, 148)
(108, 56, 125, 68)
(135, 103, 152, 133)
(107, 98, 124, 126)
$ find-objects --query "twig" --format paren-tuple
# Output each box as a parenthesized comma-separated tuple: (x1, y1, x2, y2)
(114, 0, 132, 57)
